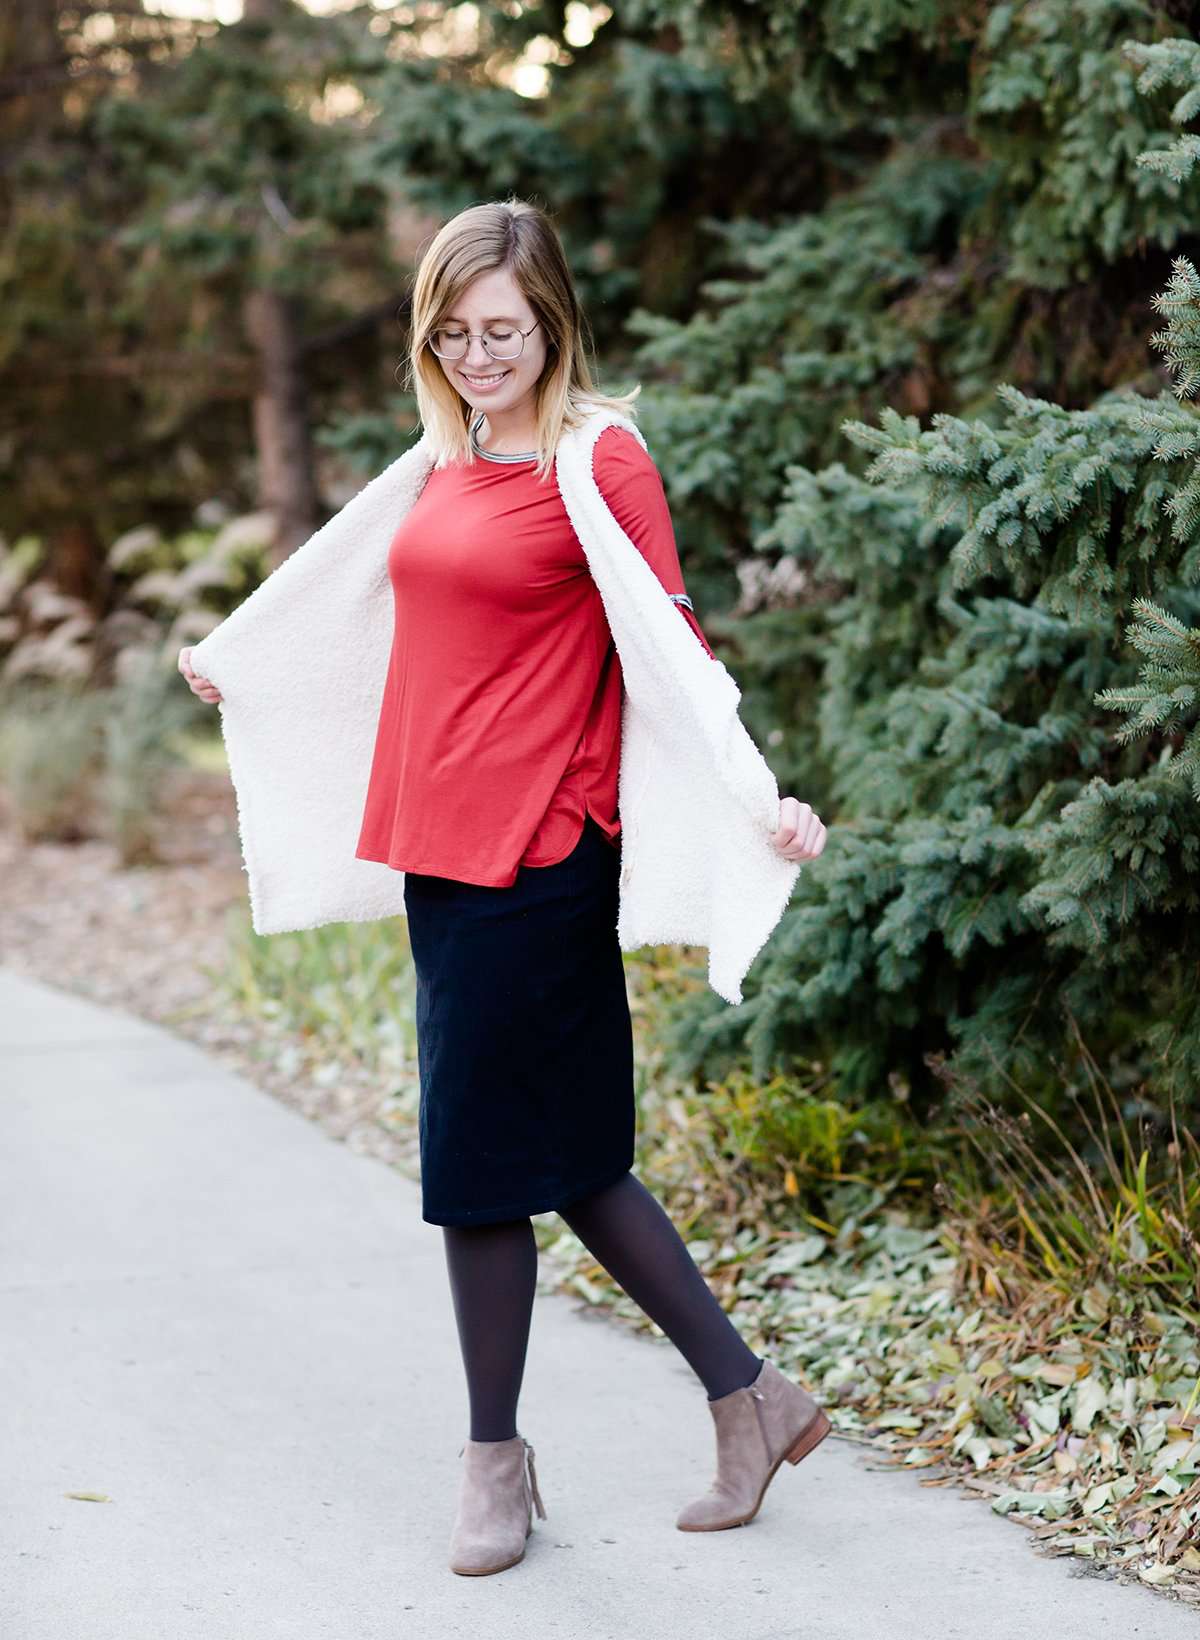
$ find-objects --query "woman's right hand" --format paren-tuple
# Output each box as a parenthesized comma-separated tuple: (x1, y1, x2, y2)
(178, 646, 222, 705)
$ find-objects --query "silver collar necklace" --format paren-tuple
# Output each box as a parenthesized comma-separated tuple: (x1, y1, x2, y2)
(470, 411, 537, 464)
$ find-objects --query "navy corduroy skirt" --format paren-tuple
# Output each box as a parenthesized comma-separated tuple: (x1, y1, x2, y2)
(402, 814, 636, 1226)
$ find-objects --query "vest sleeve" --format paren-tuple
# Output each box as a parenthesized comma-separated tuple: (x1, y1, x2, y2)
(592, 425, 716, 661)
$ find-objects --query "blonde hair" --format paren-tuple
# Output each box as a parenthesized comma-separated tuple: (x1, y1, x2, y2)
(402, 198, 640, 482)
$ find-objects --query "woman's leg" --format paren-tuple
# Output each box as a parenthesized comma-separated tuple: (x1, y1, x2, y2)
(442, 1217, 539, 1441)
(558, 1171, 762, 1400)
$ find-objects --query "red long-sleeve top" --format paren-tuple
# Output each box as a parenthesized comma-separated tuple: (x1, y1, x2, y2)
(354, 422, 714, 887)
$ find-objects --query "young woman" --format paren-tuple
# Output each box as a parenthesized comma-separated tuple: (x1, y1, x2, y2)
(180, 197, 829, 1578)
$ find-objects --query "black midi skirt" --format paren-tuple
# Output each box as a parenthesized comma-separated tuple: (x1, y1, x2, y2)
(402, 814, 636, 1226)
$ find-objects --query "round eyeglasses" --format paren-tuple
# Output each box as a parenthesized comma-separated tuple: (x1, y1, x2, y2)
(427, 321, 540, 362)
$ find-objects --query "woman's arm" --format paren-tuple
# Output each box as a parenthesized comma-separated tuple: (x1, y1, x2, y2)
(591, 425, 717, 659)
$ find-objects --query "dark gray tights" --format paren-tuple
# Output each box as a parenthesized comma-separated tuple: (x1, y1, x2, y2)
(441, 1168, 762, 1441)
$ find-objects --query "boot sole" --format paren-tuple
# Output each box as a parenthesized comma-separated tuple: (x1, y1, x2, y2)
(676, 1406, 832, 1533)
(450, 1548, 526, 1576)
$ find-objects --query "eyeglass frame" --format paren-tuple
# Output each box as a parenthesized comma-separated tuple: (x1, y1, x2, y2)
(426, 320, 542, 362)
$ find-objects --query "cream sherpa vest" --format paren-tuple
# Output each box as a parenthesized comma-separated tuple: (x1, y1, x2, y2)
(189, 405, 801, 1004)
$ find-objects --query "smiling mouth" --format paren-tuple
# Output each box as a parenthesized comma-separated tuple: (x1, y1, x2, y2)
(460, 369, 511, 385)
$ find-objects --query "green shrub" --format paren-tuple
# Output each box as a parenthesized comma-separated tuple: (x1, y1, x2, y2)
(934, 1049, 1200, 1315)
(0, 678, 106, 842)
(219, 912, 420, 1094)
(98, 650, 202, 865)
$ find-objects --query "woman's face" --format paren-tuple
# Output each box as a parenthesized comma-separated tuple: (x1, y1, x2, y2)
(432, 267, 549, 421)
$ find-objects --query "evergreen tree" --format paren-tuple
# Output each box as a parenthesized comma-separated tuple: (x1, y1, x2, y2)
(638, 16, 1200, 1110)
(0, 0, 202, 593)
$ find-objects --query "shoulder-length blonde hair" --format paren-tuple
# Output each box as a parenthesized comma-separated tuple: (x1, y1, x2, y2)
(402, 198, 640, 483)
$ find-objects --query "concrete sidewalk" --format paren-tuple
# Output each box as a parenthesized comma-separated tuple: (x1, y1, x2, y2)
(0, 968, 1188, 1640)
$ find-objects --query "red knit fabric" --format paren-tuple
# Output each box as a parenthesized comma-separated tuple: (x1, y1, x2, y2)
(354, 423, 715, 887)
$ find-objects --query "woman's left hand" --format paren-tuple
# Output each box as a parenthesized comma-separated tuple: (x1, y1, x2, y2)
(772, 795, 827, 863)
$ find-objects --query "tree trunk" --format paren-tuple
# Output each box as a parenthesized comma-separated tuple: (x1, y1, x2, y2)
(242, 286, 319, 568)
(46, 518, 103, 606)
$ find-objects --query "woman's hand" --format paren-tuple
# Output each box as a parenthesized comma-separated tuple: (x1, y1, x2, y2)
(178, 646, 222, 705)
(772, 795, 826, 863)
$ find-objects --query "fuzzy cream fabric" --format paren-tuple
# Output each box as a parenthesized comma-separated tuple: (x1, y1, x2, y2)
(190, 406, 801, 1003)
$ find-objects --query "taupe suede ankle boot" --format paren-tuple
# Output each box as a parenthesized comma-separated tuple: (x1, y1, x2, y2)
(676, 1357, 830, 1531)
(448, 1434, 547, 1576)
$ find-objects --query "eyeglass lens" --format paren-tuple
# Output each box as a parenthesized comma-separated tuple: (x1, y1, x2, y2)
(430, 328, 524, 361)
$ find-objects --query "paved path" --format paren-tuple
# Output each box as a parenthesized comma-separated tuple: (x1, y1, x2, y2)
(1, 969, 1191, 1640)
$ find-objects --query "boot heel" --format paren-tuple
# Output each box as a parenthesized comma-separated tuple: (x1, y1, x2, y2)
(785, 1407, 831, 1464)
